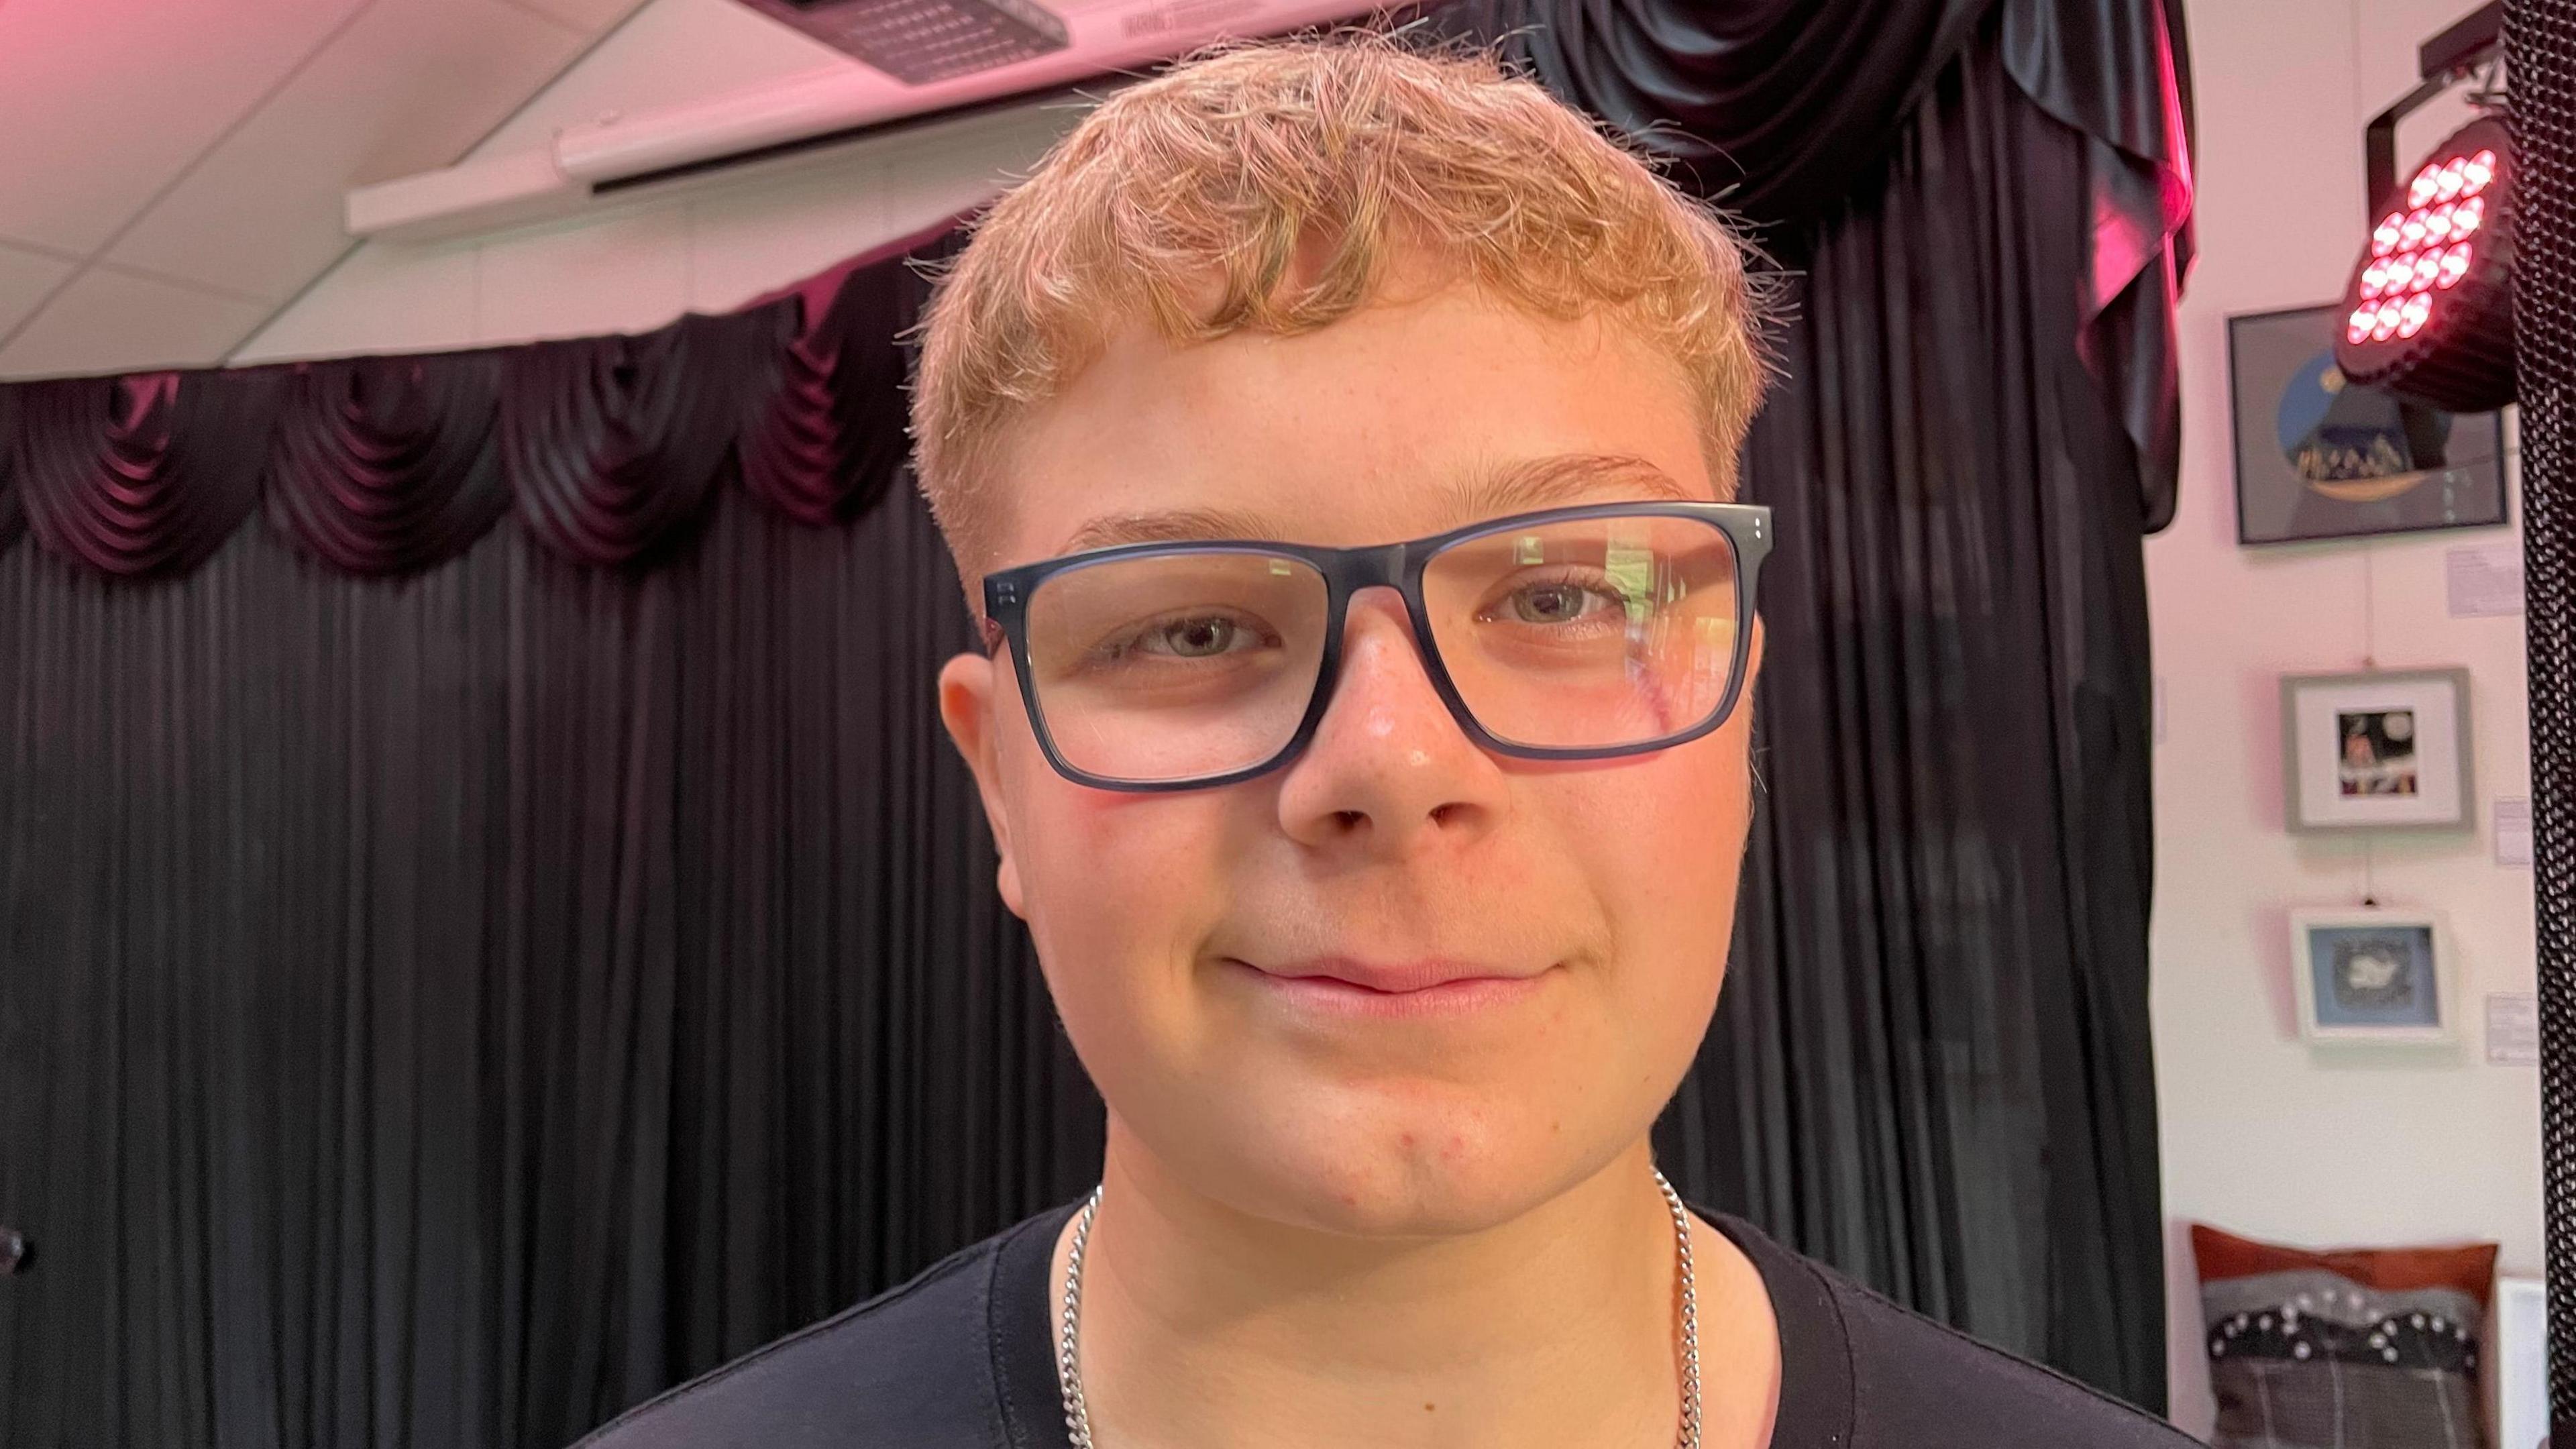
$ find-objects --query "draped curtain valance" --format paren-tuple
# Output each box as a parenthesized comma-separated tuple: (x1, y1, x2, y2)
(0, 224, 959, 581)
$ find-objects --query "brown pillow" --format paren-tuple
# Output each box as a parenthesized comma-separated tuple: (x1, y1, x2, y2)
(2192, 1223, 2498, 1449)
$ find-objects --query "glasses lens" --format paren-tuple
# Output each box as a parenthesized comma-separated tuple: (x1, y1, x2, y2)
(1421, 513, 1743, 750)
(1020, 550, 1330, 784)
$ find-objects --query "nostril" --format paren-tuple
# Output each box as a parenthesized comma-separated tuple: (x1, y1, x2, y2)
(1333, 809, 1366, 833)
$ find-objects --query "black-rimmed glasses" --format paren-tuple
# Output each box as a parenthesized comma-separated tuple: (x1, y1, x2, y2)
(979, 501, 1773, 792)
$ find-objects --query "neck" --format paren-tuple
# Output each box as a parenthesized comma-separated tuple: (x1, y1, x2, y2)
(1051, 1122, 1780, 1449)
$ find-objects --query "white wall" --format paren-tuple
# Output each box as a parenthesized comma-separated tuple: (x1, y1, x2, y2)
(242, 0, 2547, 1434)
(2155, 0, 2540, 1436)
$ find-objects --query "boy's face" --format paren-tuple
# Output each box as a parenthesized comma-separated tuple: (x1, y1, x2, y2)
(939, 271, 1759, 1236)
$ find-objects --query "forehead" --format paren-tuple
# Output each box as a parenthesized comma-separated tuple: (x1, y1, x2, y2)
(985, 281, 1714, 569)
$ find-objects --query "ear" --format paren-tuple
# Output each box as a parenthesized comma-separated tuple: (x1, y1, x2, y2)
(938, 650, 1028, 920)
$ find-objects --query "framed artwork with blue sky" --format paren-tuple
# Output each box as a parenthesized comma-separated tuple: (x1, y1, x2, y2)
(2231, 303, 2508, 545)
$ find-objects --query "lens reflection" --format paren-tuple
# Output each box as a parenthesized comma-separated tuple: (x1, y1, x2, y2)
(1421, 515, 1740, 749)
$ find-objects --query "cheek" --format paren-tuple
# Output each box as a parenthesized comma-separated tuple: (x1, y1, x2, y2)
(1001, 747, 1236, 1028)
(1558, 733, 1750, 1013)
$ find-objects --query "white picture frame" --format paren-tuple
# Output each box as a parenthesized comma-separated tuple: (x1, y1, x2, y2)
(2496, 1275, 2546, 1449)
(2280, 667, 2474, 833)
(2288, 908, 2457, 1045)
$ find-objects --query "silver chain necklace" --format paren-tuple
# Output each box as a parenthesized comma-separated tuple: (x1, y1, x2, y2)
(1055, 1167, 1703, 1449)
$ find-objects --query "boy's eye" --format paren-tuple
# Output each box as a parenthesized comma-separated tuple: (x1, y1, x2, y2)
(1150, 616, 1240, 656)
(1503, 582, 1617, 623)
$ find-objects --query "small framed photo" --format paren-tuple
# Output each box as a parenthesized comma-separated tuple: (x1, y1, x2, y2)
(2498, 1276, 2547, 1449)
(2279, 668, 2473, 833)
(2288, 908, 2455, 1044)
(2229, 303, 2510, 545)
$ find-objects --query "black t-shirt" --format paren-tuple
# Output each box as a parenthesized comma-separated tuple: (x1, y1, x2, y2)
(572, 1201, 2195, 1448)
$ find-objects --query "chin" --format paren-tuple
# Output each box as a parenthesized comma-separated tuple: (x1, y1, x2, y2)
(1208, 1079, 1615, 1239)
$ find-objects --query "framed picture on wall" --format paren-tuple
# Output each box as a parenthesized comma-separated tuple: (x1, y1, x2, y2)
(2288, 908, 2455, 1045)
(2498, 1276, 2547, 1449)
(2229, 303, 2509, 545)
(2279, 668, 2473, 833)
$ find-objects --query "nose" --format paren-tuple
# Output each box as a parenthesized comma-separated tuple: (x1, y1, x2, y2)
(1273, 588, 1509, 853)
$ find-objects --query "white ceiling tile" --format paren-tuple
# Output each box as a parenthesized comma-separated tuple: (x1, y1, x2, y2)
(0, 266, 276, 380)
(108, 0, 594, 303)
(475, 207, 692, 342)
(473, 0, 857, 158)
(0, 242, 78, 342)
(227, 238, 481, 365)
(0, 0, 371, 256)
(496, 0, 651, 33)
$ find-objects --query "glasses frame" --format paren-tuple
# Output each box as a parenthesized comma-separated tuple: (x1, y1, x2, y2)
(979, 500, 1775, 792)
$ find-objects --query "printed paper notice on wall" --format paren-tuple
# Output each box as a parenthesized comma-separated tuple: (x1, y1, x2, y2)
(2496, 797, 2533, 867)
(2447, 542, 2524, 617)
(2487, 994, 2540, 1066)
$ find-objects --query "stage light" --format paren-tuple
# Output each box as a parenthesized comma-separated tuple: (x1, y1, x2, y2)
(2334, 115, 2516, 411)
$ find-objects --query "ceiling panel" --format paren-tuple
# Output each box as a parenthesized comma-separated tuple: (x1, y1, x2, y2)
(872, 103, 1086, 237)
(109, 0, 595, 303)
(498, 0, 653, 32)
(474, 206, 694, 343)
(227, 238, 482, 365)
(0, 243, 78, 342)
(0, 0, 370, 256)
(0, 266, 274, 379)
(683, 155, 891, 313)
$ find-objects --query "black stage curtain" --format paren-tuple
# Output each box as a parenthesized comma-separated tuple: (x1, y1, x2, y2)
(0, 482, 1103, 1448)
(0, 7, 2192, 1444)
(1652, 31, 2174, 1412)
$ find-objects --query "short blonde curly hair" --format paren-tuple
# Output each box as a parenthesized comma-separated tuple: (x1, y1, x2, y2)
(905, 28, 1772, 577)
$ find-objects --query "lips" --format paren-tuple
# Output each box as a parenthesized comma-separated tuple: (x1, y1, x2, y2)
(1232, 957, 1551, 1021)
(1258, 957, 1531, 994)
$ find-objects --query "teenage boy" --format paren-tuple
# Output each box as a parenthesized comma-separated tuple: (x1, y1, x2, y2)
(579, 35, 2192, 1449)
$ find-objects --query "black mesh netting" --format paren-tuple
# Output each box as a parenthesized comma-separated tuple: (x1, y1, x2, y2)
(2508, 0, 2576, 1431)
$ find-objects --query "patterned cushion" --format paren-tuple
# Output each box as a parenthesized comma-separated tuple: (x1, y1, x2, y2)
(2192, 1224, 2498, 1449)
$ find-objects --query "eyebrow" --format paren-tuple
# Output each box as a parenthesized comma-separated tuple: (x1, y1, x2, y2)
(1438, 451, 1701, 516)
(1055, 505, 1280, 555)
(1047, 451, 1699, 556)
